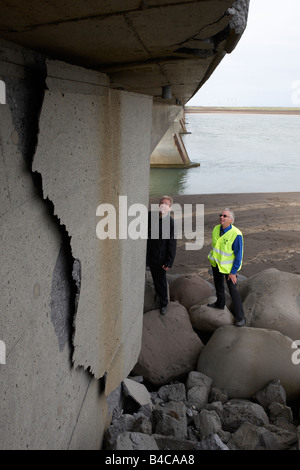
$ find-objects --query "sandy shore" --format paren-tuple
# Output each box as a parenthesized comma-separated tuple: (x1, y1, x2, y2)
(149, 192, 300, 281)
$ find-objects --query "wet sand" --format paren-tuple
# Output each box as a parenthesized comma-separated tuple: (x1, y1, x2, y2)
(149, 192, 300, 281)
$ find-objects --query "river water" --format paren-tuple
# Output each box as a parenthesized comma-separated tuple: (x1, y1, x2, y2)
(149, 112, 300, 197)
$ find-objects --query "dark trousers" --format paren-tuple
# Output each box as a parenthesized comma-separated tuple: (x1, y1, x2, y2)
(149, 264, 168, 308)
(212, 266, 245, 321)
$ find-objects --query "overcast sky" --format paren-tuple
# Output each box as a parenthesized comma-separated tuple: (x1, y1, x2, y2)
(187, 0, 300, 107)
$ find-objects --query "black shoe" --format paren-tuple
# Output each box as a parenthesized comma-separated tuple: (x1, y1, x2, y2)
(160, 305, 168, 315)
(207, 302, 224, 310)
(235, 319, 246, 327)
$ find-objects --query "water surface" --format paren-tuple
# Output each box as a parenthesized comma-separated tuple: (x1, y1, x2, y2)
(149, 113, 300, 196)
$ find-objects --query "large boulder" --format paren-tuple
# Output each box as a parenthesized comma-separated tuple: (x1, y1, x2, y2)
(170, 275, 212, 310)
(238, 268, 300, 340)
(188, 300, 234, 331)
(132, 302, 204, 386)
(197, 325, 300, 401)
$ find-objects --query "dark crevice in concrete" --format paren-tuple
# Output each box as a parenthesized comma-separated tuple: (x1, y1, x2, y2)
(32, 172, 81, 363)
(50, 216, 81, 357)
(99, 371, 107, 394)
(5, 53, 47, 172)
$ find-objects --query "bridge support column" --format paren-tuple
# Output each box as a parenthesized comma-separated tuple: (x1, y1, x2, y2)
(150, 110, 200, 169)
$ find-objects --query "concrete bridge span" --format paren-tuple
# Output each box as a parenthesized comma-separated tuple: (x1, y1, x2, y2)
(0, 1, 250, 449)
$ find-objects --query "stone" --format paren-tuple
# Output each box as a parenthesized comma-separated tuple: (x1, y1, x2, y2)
(188, 301, 234, 332)
(153, 435, 200, 451)
(169, 275, 212, 309)
(265, 424, 298, 449)
(122, 378, 153, 410)
(111, 431, 159, 450)
(185, 371, 212, 411)
(132, 415, 152, 435)
(186, 371, 212, 390)
(221, 399, 269, 433)
(227, 422, 280, 450)
(253, 379, 286, 409)
(196, 434, 229, 450)
(132, 302, 204, 386)
(197, 325, 300, 401)
(228, 420, 298, 450)
(268, 402, 293, 424)
(238, 268, 300, 340)
(194, 409, 222, 440)
(157, 383, 187, 403)
(204, 401, 224, 419)
(104, 414, 135, 448)
(209, 386, 228, 404)
(186, 386, 210, 412)
(153, 401, 188, 440)
(268, 402, 297, 433)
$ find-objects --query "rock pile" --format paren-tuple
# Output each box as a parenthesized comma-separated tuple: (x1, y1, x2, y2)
(104, 268, 300, 450)
(104, 376, 300, 450)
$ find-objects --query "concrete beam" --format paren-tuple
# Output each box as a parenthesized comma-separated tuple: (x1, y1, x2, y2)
(0, 1, 250, 105)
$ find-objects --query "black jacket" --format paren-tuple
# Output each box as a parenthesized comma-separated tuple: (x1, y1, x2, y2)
(146, 211, 177, 268)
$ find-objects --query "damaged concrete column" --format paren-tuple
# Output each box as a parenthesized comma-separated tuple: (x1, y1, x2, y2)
(1, 40, 109, 449)
(33, 60, 153, 394)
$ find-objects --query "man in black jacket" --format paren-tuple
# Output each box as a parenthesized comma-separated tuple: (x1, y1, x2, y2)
(146, 195, 177, 315)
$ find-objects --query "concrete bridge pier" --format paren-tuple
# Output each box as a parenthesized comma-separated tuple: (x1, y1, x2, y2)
(150, 110, 200, 169)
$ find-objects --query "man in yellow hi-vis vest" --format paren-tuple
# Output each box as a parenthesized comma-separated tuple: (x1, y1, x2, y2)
(208, 208, 246, 327)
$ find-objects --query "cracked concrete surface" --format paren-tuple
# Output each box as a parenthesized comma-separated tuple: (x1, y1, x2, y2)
(32, 59, 153, 393)
(0, 41, 108, 449)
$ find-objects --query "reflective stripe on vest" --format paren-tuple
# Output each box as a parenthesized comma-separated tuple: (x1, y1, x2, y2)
(208, 224, 243, 274)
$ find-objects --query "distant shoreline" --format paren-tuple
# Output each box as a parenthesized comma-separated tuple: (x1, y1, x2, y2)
(184, 106, 300, 115)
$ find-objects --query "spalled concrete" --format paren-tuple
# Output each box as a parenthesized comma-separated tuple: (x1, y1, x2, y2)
(32, 60, 154, 391)
(0, 42, 108, 449)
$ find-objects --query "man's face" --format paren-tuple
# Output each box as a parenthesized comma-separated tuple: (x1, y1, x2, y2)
(159, 198, 172, 216)
(219, 210, 233, 228)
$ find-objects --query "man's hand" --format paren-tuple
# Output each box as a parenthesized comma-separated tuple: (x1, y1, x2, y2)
(228, 273, 237, 284)
(162, 265, 169, 271)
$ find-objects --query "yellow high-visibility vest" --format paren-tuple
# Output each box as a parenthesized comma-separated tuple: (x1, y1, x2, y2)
(208, 224, 243, 274)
